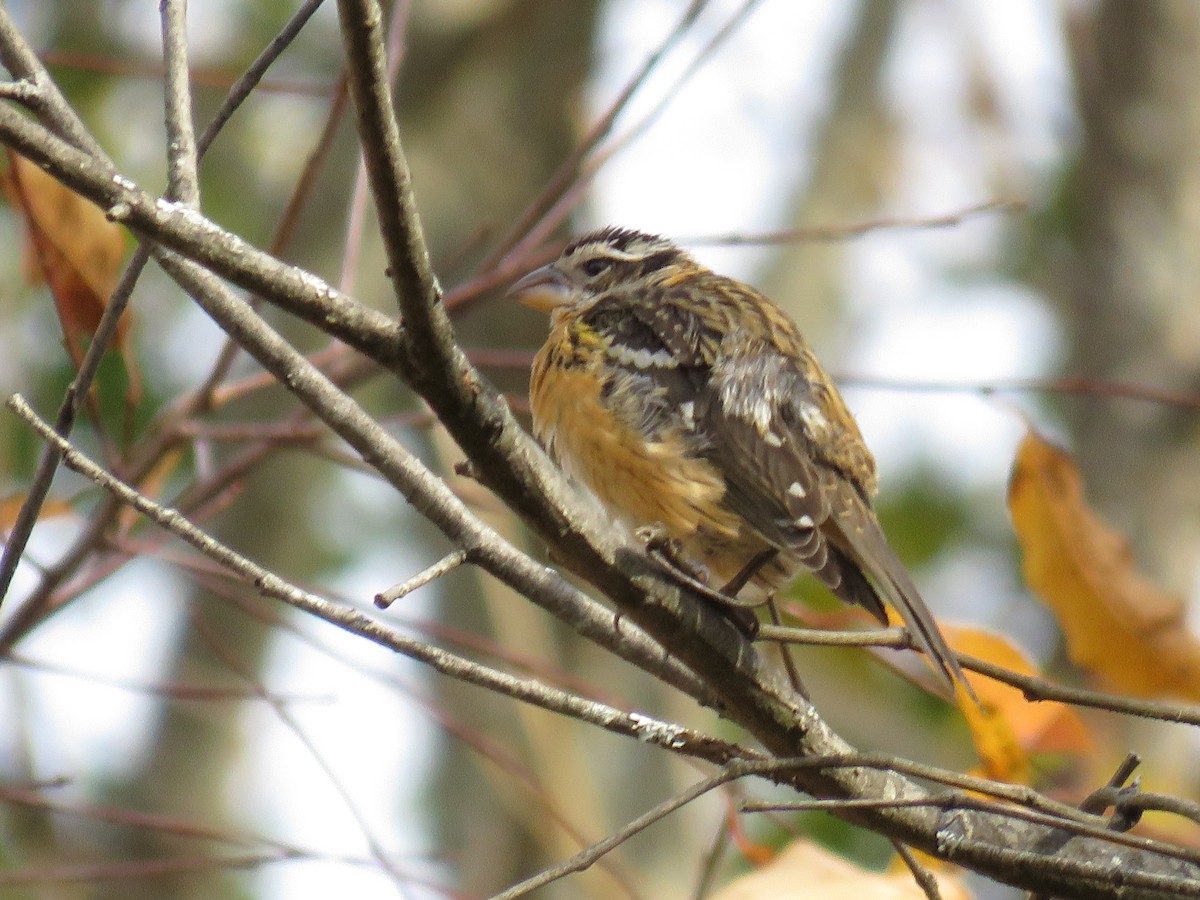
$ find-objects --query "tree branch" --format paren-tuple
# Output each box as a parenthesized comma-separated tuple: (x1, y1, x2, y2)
(7, 393, 737, 763)
(2, 7, 1200, 895)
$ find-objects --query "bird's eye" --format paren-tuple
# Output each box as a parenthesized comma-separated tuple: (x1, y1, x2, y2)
(581, 257, 612, 278)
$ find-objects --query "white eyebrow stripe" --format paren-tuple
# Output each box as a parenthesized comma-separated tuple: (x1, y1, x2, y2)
(575, 246, 645, 263)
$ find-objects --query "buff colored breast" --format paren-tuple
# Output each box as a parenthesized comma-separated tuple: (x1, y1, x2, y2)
(530, 336, 742, 547)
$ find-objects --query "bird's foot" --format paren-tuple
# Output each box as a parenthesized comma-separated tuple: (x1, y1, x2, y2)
(635, 526, 709, 581)
(635, 526, 761, 636)
(717, 548, 778, 599)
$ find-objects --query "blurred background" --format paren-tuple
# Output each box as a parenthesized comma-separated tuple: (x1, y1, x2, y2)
(0, 0, 1198, 897)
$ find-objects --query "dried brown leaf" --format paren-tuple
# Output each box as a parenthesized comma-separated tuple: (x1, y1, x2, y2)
(1008, 431, 1200, 699)
(2, 150, 129, 359)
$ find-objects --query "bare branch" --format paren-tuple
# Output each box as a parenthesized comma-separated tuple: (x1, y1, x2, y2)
(842, 373, 1200, 412)
(8, 394, 731, 755)
(194, 0, 327, 157)
(160, 0, 200, 208)
(0, 0, 333, 621)
(681, 199, 1025, 246)
(759, 624, 1200, 727)
(495, 766, 743, 900)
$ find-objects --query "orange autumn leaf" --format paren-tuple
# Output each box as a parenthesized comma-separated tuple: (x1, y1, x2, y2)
(1008, 431, 1200, 700)
(947, 625, 1092, 783)
(726, 806, 776, 866)
(2, 150, 129, 359)
(710, 840, 971, 900)
(0, 494, 74, 534)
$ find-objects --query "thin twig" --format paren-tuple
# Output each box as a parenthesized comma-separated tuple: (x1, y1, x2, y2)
(0, 249, 148, 611)
(190, 613, 414, 894)
(758, 623, 1200, 726)
(194, 0, 327, 157)
(1081, 754, 1142, 816)
(0, 0, 329, 620)
(375, 550, 468, 608)
(478, 0, 711, 272)
(502, 0, 766, 269)
(494, 766, 744, 900)
(681, 199, 1025, 246)
(891, 839, 945, 900)
(691, 817, 733, 900)
(842, 373, 1200, 412)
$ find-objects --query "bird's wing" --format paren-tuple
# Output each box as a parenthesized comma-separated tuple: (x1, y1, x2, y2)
(624, 291, 839, 559)
(694, 345, 836, 565)
(692, 338, 966, 694)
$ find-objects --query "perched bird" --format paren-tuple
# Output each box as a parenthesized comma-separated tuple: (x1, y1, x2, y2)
(509, 226, 966, 694)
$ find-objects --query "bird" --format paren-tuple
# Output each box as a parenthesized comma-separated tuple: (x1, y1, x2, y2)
(508, 226, 967, 696)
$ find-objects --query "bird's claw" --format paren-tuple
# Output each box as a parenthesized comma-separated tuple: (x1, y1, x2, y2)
(636, 525, 761, 637)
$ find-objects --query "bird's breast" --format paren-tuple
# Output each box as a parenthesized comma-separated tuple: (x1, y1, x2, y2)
(530, 335, 740, 543)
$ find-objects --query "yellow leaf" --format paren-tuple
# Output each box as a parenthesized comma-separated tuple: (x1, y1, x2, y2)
(711, 840, 972, 899)
(1008, 431, 1200, 699)
(947, 625, 1092, 783)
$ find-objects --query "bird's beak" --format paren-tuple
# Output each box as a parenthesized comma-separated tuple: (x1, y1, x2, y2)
(507, 263, 572, 313)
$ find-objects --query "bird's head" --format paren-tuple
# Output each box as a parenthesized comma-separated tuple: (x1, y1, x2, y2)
(508, 227, 692, 313)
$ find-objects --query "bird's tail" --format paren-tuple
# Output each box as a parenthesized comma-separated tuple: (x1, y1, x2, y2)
(826, 489, 974, 702)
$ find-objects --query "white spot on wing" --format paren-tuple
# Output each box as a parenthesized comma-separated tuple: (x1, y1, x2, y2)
(800, 403, 827, 433)
(751, 399, 774, 432)
(787, 481, 807, 498)
(611, 344, 677, 369)
(796, 514, 815, 528)
(763, 431, 783, 448)
(680, 401, 696, 428)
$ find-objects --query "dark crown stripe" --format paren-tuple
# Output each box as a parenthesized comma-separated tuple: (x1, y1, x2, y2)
(565, 225, 667, 256)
